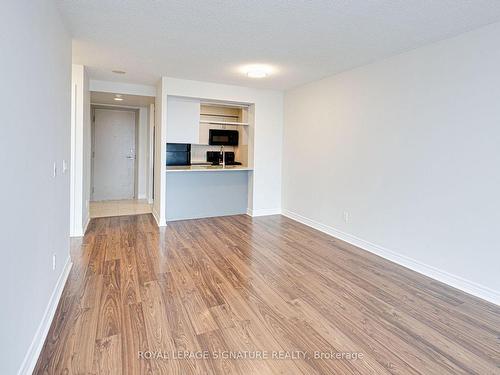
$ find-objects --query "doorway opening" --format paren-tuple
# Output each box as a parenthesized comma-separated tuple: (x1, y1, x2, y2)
(90, 92, 155, 218)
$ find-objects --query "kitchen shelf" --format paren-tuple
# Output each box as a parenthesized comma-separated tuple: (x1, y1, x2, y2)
(200, 120, 249, 126)
(200, 113, 239, 118)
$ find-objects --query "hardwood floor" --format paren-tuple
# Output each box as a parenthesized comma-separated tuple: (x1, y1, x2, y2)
(34, 214, 500, 374)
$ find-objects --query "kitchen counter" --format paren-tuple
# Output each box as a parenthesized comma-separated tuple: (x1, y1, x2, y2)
(166, 165, 253, 173)
(166, 166, 249, 221)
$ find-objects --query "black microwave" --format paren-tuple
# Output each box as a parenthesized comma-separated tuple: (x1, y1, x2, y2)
(209, 129, 239, 146)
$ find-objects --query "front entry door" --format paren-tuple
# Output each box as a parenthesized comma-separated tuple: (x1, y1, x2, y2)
(93, 108, 136, 201)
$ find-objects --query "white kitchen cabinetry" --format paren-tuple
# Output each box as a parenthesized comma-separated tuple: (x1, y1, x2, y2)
(166, 97, 200, 144)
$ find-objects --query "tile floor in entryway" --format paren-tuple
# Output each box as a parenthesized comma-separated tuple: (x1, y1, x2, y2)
(89, 199, 152, 218)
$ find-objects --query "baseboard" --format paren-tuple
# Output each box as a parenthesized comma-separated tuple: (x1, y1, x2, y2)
(70, 215, 91, 238)
(247, 207, 281, 217)
(281, 209, 500, 306)
(83, 216, 90, 235)
(152, 206, 160, 226)
(152, 206, 166, 227)
(168, 211, 248, 222)
(18, 257, 73, 375)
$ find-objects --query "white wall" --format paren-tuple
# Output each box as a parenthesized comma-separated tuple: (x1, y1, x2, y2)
(137, 107, 149, 199)
(89, 79, 156, 97)
(153, 78, 167, 225)
(148, 103, 155, 204)
(283, 22, 500, 304)
(162, 77, 283, 217)
(0, 1, 72, 373)
(82, 72, 91, 232)
(70, 64, 91, 236)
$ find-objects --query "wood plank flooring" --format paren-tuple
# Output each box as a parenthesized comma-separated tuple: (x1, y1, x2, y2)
(34, 214, 500, 374)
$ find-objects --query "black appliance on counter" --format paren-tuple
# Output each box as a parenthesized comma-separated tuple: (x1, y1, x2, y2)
(207, 151, 242, 166)
(208, 129, 239, 146)
(224, 152, 240, 165)
(166, 143, 191, 166)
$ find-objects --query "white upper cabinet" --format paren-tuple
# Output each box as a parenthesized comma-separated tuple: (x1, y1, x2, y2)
(166, 96, 200, 144)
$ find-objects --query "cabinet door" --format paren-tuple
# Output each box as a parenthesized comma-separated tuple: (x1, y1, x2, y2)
(198, 123, 211, 145)
(166, 97, 200, 144)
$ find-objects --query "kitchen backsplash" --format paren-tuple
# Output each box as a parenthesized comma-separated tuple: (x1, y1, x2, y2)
(190, 144, 235, 163)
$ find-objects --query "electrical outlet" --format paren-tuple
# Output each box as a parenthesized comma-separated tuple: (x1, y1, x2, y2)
(53, 162, 57, 178)
(62, 160, 68, 174)
(343, 211, 350, 223)
(52, 254, 56, 271)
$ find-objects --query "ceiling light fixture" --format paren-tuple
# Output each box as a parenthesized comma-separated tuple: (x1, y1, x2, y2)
(240, 64, 274, 79)
(247, 69, 268, 78)
(112, 70, 126, 74)
(114, 94, 124, 101)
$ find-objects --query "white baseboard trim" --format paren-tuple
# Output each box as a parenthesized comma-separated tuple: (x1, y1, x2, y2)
(281, 209, 500, 306)
(168, 211, 249, 222)
(247, 207, 281, 217)
(152, 206, 166, 227)
(18, 257, 73, 375)
(83, 216, 90, 235)
(152, 206, 160, 226)
(70, 215, 91, 238)
(69, 224, 83, 238)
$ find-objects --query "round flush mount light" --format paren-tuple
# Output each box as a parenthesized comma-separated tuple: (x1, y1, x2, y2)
(114, 94, 124, 101)
(240, 64, 274, 79)
(112, 69, 126, 74)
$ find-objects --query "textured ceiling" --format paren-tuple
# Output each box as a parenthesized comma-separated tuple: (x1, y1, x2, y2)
(58, 0, 500, 90)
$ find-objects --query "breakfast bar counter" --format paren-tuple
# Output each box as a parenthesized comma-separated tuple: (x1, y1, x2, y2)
(166, 165, 253, 172)
(165, 167, 250, 221)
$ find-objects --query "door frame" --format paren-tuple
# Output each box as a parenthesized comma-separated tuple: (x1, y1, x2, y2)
(91, 105, 139, 201)
(148, 103, 155, 204)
